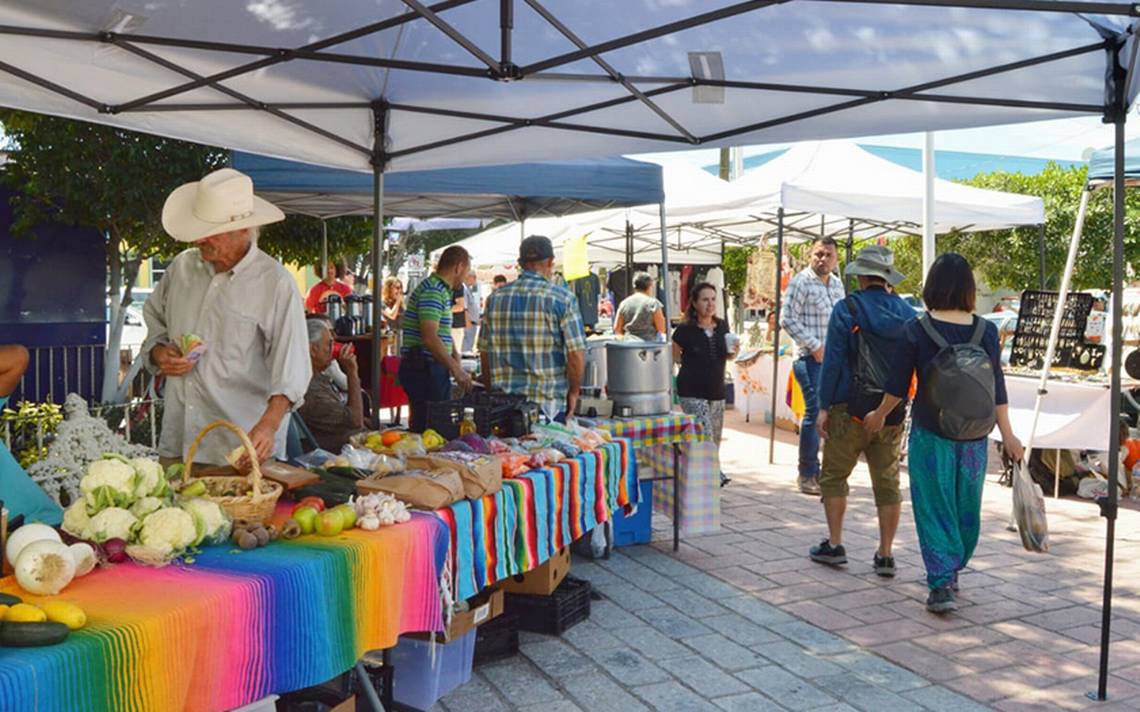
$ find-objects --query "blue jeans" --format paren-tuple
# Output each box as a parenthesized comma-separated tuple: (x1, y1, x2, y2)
(398, 358, 452, 433)
(793, 356, 822, 478)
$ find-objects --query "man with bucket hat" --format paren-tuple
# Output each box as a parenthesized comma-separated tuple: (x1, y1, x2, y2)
(142, 168, 311, 466)
(808, 245, 915, 577)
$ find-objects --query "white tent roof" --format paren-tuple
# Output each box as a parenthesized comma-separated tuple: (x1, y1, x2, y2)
(728, 140, 1046, 235)
(0, 3, 1135, 174)
(437, 158, 744, 267)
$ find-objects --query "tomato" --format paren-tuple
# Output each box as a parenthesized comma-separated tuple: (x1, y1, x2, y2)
(293, 496, 326, 514)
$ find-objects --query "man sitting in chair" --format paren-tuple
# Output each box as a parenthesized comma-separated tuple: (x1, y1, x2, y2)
(297, 318, 368, 452)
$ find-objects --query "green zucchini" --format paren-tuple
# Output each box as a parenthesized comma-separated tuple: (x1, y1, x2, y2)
(0, 621, 70, 647)
(0, 593, 22, 606)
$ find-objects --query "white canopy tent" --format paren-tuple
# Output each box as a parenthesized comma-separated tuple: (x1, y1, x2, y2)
(439, 158, 753, 267)
(1, 0, 1138, 700)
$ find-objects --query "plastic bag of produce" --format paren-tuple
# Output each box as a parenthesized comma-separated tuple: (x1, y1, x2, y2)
(1012, 462, 1049, 553)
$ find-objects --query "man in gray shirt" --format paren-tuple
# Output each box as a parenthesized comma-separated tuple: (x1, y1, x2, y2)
(143, 168, 311, 465)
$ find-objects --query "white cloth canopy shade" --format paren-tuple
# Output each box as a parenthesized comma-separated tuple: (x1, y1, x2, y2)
(0, 2, 1135, 173)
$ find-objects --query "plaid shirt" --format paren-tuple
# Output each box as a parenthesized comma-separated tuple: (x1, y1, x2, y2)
(780, 266, 846, 358)
(478, 271, 587, 411)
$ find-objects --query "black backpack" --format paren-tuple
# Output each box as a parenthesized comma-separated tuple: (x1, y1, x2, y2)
(845, 296, 905, 425)
(917, 315, 997, 441)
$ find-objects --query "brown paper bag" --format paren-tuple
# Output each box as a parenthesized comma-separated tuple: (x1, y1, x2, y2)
(357, 468, 464, 510)
(407, 455, 502, 500)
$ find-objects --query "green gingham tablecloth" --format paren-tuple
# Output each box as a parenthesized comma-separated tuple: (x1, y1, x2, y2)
(592, 414, 721, 535)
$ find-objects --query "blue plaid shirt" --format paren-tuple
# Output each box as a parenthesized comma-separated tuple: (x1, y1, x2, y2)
(478, 271, 587, 410)
(781, 266, 846, 358)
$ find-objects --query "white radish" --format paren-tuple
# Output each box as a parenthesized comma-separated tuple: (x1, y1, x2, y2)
(5, 523, 62, 565)
(68, 542, 98, 576)
(15, 539, 77, 595)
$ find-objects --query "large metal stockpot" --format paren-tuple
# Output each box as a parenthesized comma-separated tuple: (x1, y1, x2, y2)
(605, 340, 672, 416)
(582, 336, 612, 396)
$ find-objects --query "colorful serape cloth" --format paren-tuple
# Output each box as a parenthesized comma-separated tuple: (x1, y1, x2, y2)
(591, 413, 709, 447)
(594, 414, 721, 536)
(0, 513, 447, 712)
(437, 439, 636, 601)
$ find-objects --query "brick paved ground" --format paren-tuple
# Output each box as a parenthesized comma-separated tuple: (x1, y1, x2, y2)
(434, 409, 1140, 711)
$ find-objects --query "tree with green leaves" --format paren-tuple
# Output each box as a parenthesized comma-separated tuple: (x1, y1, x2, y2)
(0, 110, 227, 404)
(891, 162, 1140, 295)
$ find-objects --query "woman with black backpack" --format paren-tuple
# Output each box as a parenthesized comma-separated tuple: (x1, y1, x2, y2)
(863, 253, 1023, 614)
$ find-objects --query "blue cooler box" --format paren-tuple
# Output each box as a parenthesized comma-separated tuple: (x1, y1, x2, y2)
(611, 479, 653, 547)
(391, 630, 475, 711)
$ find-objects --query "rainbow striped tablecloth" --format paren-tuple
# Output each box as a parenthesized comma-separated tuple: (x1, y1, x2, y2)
(593, 414, 721, 536)
(0, 512, 447, 712)
(435, 440, 636, 601)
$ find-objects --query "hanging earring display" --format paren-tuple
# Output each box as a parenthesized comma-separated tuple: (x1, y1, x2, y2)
(1009, 290, 1104, 374)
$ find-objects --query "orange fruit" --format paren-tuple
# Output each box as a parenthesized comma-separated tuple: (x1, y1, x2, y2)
(381, 431, 403, 447)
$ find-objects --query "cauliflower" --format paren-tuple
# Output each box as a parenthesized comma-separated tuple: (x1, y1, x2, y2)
(131, 458, 169, 499)
(81, 456, 138, 511)
(87, 507, 139, 543)
(137, 507, 197, 559)
(61, 500, 92, 540)
(130, 496, 165, 519)
(179, 498, 232, 546)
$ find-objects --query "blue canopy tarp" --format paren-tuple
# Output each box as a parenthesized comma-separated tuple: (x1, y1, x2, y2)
(231, 152, 664, 221)
(1088, 138, 1140, 183)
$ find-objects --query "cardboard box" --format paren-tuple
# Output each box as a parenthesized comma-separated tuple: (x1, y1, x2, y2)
(411, 587, 504, 642)
(496, 546, 571, 596)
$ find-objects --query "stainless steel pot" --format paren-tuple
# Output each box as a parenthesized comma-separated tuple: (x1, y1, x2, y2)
(583, 336, 612, 394)
(606, 340, 672, 416)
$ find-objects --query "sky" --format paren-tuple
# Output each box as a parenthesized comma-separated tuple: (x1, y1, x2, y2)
(631, 114, 1140, 168)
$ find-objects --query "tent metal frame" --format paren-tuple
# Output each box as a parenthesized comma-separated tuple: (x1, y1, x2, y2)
(0, 0, 1135, 703)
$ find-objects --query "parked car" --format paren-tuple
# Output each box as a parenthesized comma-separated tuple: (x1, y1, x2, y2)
(897, 293, 924, 314)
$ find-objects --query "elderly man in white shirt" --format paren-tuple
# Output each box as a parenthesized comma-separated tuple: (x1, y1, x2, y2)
(143, 168, 311, 465)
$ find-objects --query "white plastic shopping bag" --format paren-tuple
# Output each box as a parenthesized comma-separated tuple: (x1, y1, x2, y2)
(1012, 461, 1049, 553)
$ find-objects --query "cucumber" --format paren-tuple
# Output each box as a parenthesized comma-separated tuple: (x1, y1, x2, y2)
(0, 593, 22, 606)
(0, 621, 70, 647)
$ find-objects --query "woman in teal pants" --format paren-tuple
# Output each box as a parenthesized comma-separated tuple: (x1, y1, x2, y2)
(864, 254, 1023, 614)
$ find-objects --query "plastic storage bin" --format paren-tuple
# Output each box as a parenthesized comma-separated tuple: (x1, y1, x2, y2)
(611, 479, 653, 547)
(390, 630, 475, 711)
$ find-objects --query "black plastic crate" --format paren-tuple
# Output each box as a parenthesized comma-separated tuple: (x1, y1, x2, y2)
(426, 391, 536, 440)
(474, 612, 520, 666)
(504, 576, 592, 636)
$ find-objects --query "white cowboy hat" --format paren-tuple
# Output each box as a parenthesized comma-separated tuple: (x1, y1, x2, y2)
(161, 167, 285, 242)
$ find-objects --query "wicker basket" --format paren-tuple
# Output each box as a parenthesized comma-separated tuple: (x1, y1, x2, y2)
(180, 420, 283, 525)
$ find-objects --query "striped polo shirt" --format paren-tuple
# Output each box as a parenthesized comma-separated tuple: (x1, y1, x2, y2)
(402, 273, 453, 352)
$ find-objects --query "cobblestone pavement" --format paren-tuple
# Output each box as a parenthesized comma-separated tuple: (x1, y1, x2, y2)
(435, 409, 1140, 711)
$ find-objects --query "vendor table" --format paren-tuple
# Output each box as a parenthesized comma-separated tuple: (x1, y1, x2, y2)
(594, 414, 720, 545)
(435, 440, 637, 602)
(0, 513, 447, 712)
(997, 375, 1116, 451)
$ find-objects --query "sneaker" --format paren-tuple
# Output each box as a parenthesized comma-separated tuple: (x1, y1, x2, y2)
(810, 539, 847, 566)
(798, 476, 822, 495)
(925, 587, 958, 614)
(873, 553, 896, 578)
(720, 471, 731, 488)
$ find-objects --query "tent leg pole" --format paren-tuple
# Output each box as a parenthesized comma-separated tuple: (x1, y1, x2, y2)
(370, 100, 389, 428)
(659, 203, 673, 413)
(769, 208, 784, 466)
(845, 219, 854, 292)
(1038, 223, 1046, 290)
(321, 218, 329, 278)
(626, 222, 634, 297)
(1095, 99, 1127, 703)
(922, 131, 936, 276)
